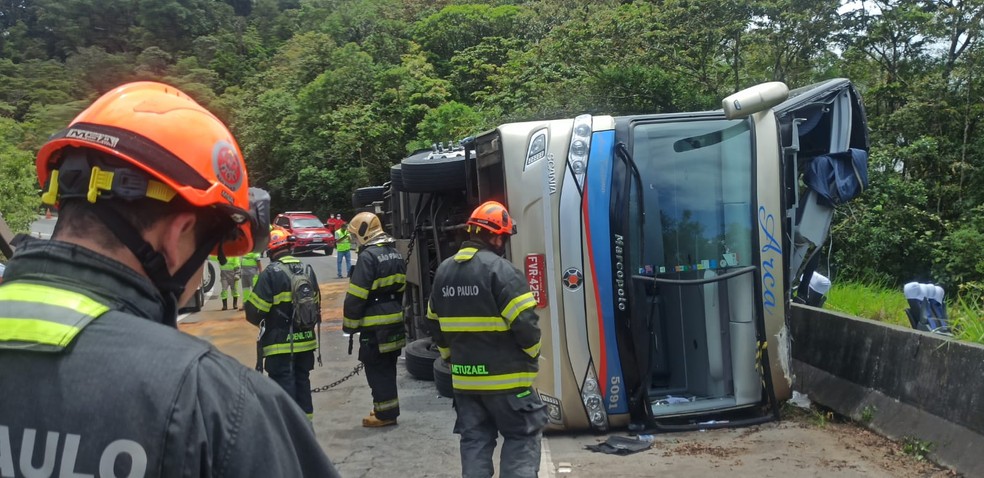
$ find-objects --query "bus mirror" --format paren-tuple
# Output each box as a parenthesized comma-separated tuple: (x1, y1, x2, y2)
(722, 82, 789, 119)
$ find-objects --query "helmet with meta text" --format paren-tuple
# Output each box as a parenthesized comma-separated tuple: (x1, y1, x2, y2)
(466, 201, 517, 236)
(35, 81, 270, 256)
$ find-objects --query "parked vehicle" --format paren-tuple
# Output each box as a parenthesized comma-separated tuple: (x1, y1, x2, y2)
(273, 211, 336, 255)
(375, 79, 868, 433)
(179, 260, 217, 313)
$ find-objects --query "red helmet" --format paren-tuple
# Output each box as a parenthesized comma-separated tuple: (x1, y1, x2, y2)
(467, 201, 517, 236)
(35, 81, 268, 255)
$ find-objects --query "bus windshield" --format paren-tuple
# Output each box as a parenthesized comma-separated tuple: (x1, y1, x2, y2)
(626, 117, 760, 418)
(631, 119, 754, 277)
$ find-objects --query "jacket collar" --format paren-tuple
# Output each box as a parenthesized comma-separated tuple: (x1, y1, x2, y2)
(3, 237, 168, 325)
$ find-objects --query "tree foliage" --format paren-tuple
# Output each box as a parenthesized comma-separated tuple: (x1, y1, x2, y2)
(0, 0, 982, 297)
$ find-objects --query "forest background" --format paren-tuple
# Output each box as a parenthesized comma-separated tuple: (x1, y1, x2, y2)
(1, 0, 982, 302)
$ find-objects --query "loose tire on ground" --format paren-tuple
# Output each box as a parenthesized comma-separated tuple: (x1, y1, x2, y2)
(400, 149, 468, 193)
(405, 337, 440, 380)
(433, 357, 453, 398)
(352, 186, 387, 207)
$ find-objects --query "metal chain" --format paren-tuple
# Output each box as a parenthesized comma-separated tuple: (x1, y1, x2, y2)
(404, 227, 418, 266)
(311, 362, 365, 393)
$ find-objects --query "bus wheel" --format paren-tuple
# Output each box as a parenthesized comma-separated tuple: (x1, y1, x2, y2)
(405, 337, 439, 381)
(390, 164, 405, 191)
(433, 357, 453, 398)
(400, 149, 467, 192)
(352, 186, 387, 207)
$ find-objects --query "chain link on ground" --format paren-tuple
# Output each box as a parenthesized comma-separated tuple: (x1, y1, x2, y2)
(311, 362, 364, 393)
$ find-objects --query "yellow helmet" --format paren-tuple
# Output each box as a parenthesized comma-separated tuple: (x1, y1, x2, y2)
(348, 212, 383, 245)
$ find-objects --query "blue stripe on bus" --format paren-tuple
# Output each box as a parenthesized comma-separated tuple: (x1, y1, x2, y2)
(585, 129, 627, 414)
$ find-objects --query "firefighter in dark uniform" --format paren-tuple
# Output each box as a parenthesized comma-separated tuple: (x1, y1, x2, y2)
(0, 82, 340, 476)
(343, 211, 406, 427)
(245, 228, 319, 419)
(427, 201, 548, 478)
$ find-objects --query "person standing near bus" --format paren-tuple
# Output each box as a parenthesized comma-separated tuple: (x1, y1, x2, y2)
(0, 81, 340, 476)
(343, 212, 406, 427)
(241, 250, 263, 301)
(218, 254, 241, 310)
(426, 200, 547, 478)
(335, 217, 352, 278)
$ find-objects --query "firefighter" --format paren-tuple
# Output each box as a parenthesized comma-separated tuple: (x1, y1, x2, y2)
(0, 82, 339, 476)
(426, 200, 547, 478)
(244, 228, 320, 418)
(343, 212, 406, 427)
(240, 250, 263, 301)
(218, 254, 241, 310)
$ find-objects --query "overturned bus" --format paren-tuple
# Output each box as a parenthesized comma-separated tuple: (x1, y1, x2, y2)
(358, 78, 869, 432)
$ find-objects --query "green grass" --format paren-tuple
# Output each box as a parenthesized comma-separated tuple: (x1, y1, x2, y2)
(825, 281, 984, 345)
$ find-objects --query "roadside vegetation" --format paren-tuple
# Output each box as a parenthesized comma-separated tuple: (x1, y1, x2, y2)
(0, 0, 982, 297)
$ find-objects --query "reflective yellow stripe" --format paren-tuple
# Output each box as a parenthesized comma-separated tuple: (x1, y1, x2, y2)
(361, 312, 402, 327)
(0, 318, 84, 349)
(272, 291, 292, 305)
(247, 294, 272, 312)
(438, 346, 451, 360)
(523, 341, 541, 358)
(438, 316, 509, 332)
(378, 338, 406, 353)
(343, 318, 361, 329)
(371, 273, 406, 291)
(374, 398, 399, 411)
(0, 283, 110, 350)
(452, 372, 537, 391)
(0, 283, 107, 315)
(348, 283, 369, 299)
(263, 340, 318, 355)
(501, 292, 537, 323)
(454, 247, 478, 262)
(426, 303, 437, 320)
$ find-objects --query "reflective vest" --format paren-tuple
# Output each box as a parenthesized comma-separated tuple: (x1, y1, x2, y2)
(335, 228, 352, 253)
(241, 252, 261, 268)
(426, 242, 541, 394)
(342, 241, 406, 353)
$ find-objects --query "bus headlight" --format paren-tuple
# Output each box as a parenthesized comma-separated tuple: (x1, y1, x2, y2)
(568, 115, 592, 170)
(581, 367, 608, 431)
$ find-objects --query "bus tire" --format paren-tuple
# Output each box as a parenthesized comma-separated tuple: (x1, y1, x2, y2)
(433, 357, 453, 398)
(202, 261, 217, 293)
(400, 150, 467, 193)
(390, 164, 404, 191)
(352, 186, 387, 207)
(405, 337, 439, 381)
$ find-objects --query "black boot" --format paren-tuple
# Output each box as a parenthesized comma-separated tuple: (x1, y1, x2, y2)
(222, 299, 228, 311)
(233, 298, 238, 310)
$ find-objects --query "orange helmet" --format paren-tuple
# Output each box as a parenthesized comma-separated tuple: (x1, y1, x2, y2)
(467, 201, 517, 236)
(35, 81, 268, 256)
(267, 226, 293, 252)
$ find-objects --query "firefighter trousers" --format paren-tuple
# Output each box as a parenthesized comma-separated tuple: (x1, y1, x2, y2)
(359, 342, 400, 420)
(265, 351, 315, 416)
(452, 389, 548, 478)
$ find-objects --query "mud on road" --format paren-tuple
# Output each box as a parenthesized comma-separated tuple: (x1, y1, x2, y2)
(180, 281, 959, 478)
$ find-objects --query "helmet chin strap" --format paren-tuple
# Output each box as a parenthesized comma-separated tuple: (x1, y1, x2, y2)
(93, 202, 224, 326)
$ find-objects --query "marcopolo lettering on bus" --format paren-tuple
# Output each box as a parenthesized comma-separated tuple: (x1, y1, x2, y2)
(0, 425, 148, 478)
(441, 285, 480, 298)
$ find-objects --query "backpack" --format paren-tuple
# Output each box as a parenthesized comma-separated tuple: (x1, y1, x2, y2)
(283, 262, 321, 331)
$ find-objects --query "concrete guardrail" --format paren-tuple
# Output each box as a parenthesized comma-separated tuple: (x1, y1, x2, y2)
(790, 304, 984, 476)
